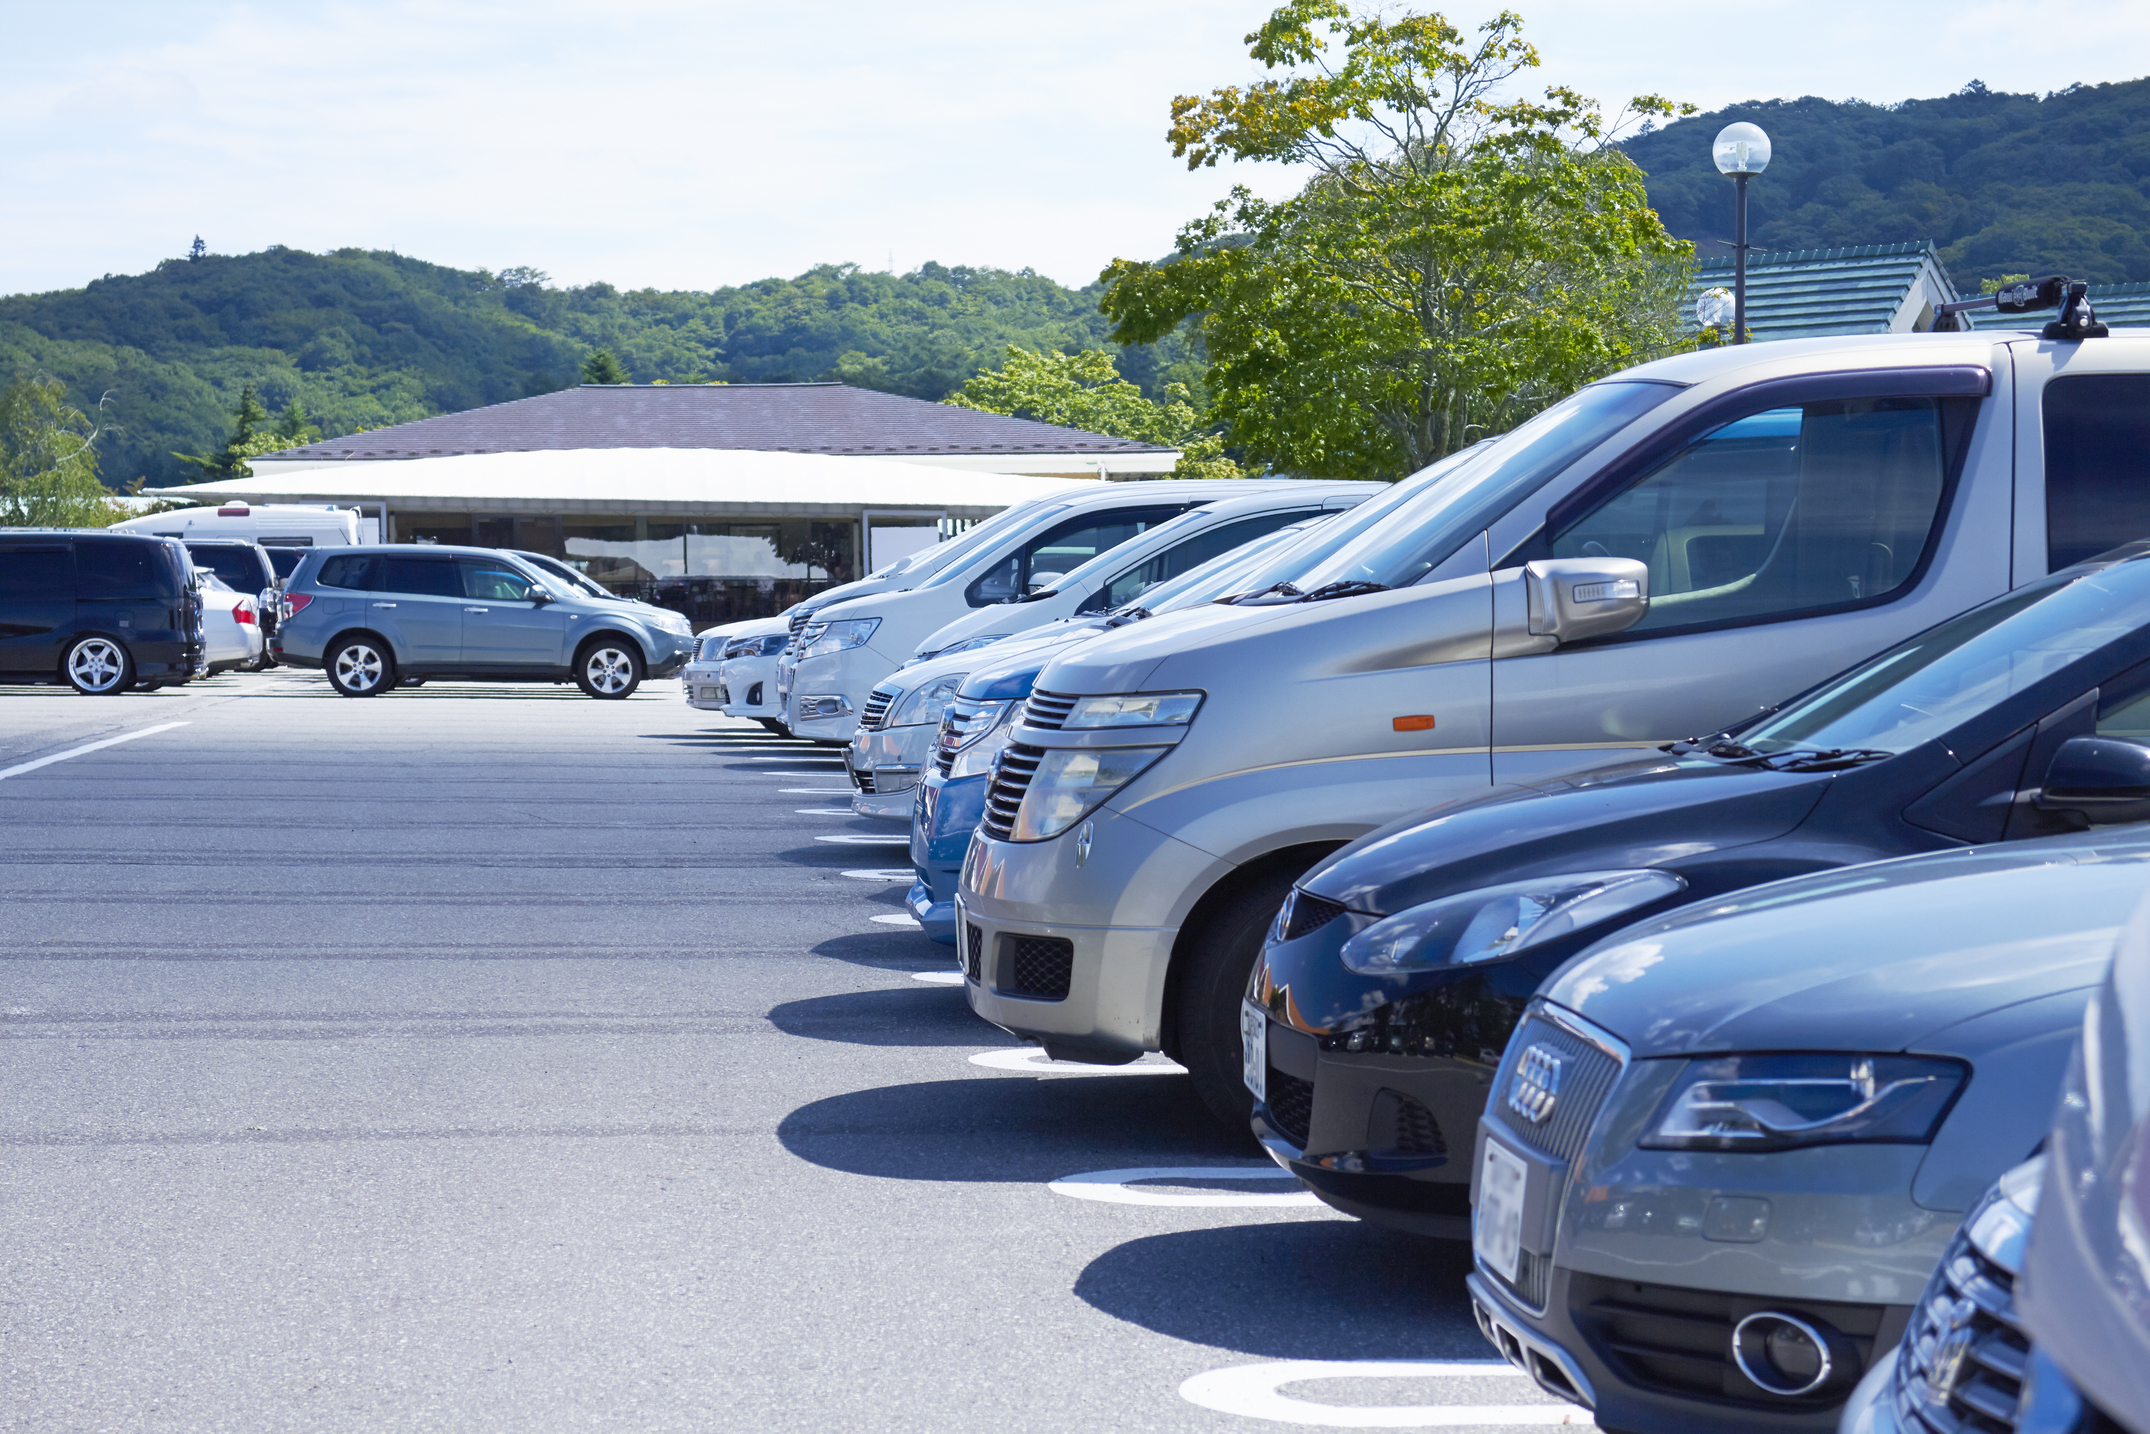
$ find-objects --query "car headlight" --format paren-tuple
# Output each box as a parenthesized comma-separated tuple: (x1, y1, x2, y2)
(1640, 1053, 1967, 1152)
(949, 702, 1017, 778)
(1012, 745, 1171, 840)
(1339, 869, 1685, 975)
(890, 673, 967, 728)
(1062, 691, 1203, 728)
(801, 618, 879, 659)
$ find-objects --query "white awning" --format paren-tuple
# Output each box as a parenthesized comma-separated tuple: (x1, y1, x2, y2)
(167, 447, 1104, 518)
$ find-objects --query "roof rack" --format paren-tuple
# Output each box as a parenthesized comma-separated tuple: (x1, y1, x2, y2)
(1934, 274, 2109, 339)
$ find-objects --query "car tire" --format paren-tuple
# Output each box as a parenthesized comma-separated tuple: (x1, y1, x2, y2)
(327, 636, 395, 697)
(576, 638, 642, 699)
(63, 636, 134, 695)
(757, 719, 788, 736)
(1176, 867, 1302, 1132)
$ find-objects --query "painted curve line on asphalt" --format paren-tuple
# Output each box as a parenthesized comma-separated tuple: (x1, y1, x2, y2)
(969, 1048, 1186, 1077)
(1180, 1360, 1594, 1427)
(0, 722, 190, 782)
(910, 971, 964, 985)
(813, 834, 911, 846)
(840, 869, 913, 881)
(1048, 1164, 1317, 1207)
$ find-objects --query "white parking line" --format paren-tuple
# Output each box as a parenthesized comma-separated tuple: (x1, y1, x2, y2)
(911, 971, 964, 985)
(1180, 1360, 1593, 1427)
(763, 771, 850, 778)
(0, 722, 190, 783)
(783, 788, 855, 795)
(745, 755, 843, 763)
(841, 869, 913, 881)
(796, 808, 858, 816)
(1048, 1165, 1318, 1208)
(814, 834, 911, 846)
(871, 913, 920, 926)
(970, 1049, 1186, 1076)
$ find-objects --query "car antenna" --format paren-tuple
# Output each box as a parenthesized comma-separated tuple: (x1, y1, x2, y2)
(1933, 274, 2109, 340)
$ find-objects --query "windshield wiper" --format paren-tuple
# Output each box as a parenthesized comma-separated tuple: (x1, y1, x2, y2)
(1294, 579, 1390, 602)
(1103, 606, 1152, 629)
(1667, 735, 1892, 771)
(1221, 581, 1302, 605)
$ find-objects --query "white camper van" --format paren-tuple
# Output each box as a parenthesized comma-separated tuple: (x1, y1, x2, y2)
(114, 502, 365, 549)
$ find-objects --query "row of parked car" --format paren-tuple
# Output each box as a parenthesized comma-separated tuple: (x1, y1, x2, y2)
(686, 322, 2150, 1432)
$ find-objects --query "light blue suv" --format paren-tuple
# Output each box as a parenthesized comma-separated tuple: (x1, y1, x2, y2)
(272, 545, 697, 698)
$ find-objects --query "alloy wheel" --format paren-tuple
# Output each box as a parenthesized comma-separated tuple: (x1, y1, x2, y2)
(67, 638, 128, 694)
(585, 648, 634, 694)
(334, 643, 386, 693)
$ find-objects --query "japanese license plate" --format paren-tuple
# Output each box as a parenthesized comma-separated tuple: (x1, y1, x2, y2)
(1475, 1137, 1529, 1284)
(1240, 1000, 1267, 1102)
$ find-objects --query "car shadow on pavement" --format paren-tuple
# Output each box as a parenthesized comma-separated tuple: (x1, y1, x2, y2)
(767, 985, 994, 1046)
(777, 1074, 1256, 1183)
(812, 931, 949, 970)
(1072, 1221, 1480, 1359)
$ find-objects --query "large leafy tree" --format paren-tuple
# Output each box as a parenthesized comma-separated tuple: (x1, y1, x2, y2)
(0, 376, 121, 527)
(946, 346, 1245, 478)
(1102, 2, 1696, 479)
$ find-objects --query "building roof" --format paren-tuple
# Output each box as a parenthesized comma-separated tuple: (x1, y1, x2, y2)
(2089, 282, 2150, 328)
(256, 382, 1176, 469)
(1688, 241, 1959, 342)
(170, 447, 1099, 519)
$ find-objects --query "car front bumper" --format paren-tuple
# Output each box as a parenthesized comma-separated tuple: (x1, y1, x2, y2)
(847, 721, 932, 821)
(907, 768, 987, 946)
(719, 655, 779, 718)
(681, 662, 726, 709)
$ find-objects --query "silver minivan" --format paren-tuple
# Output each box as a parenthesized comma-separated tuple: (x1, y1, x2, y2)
(955, 327, 2150, 1120)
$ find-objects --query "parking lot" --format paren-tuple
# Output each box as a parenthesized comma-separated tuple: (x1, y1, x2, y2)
(0, 671, 1587, 1433)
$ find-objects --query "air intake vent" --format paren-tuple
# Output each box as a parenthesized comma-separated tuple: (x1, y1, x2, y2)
(1370, 1089, 1447, 1157)
(978, 743, 1044, 840)
(1004, 936, 1073, 1000)
(861, 686, 899, 730)
(1281, 890, 1348, 941)
(1265, 1068, 1314, 1146)
(964, 924, 984, 982)
(1022, 689, 1079, 729)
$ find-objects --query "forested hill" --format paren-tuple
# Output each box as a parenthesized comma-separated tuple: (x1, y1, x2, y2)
(1624, 76, 2150, 284)
(0, 250, 1196, 489)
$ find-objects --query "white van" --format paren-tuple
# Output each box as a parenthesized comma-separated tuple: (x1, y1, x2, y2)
(956, 323, 2150, 1123)
(778, 480, 1327, 744)
(114, 502, 364, 549)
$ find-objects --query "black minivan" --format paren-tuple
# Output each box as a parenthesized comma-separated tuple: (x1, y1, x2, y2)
(0, 530, 203, 693)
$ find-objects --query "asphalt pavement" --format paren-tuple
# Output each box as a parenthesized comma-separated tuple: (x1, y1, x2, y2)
(0, 669, 1592, 1432)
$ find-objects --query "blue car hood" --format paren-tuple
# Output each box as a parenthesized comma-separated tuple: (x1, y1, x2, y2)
(1544, 828, 2150, 1057)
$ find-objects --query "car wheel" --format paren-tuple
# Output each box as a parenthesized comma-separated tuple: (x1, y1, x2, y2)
(1176, 867, 1302, 1132)
(576, 639, 642, 699)
(64, 636, 134, 695)
(327, 637, 395, 697)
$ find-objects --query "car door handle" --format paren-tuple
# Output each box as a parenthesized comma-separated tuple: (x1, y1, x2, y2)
(372, 602, 398, 608)
(464, 606, 490, 613)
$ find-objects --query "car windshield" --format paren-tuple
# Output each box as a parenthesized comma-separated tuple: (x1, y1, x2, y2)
(903, 501, 1066, 586)
(517, 553, 610, 597)
(916, 504, 1080, 590)
(1741, 558, 2150, 756)
(1283, 381, 1682, 592)
(197, 570, 234, 593)
(1136, 520, 1329, 614)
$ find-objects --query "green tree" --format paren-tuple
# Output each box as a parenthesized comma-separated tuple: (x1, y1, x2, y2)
(1101, 2, 1696, 479)
(946, 346, 1246, 478)
(274, 397, 318, 443)
(579, 348, 630, 384)
(0, 376, 121, 526)
(172, 384, 311, 481)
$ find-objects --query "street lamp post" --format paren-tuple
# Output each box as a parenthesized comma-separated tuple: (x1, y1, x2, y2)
(1712, 122, 1771, 344)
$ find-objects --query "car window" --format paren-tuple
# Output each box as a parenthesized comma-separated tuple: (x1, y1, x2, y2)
(187, 546, 265, 591)
(75, 539, 176, 600)
(1740, 560, 2150, 756)
(265, 548, 308, 580)
(1079, 510, 1316, 614)
(316, 554, 378, 591)
(378, 556, 461, 597)
(2044, 373, 2150, 572)
(198, 571, 234, 593)
(966, 506, 1185, 606)
(1551, 398, 1951, 634)
(460, 559, 536, 602)
(0, 546, 70, 598)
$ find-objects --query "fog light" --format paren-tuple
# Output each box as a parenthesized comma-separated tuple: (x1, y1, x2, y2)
(1732, 1311, 1845, 1397)
(801, 695, 853, 719)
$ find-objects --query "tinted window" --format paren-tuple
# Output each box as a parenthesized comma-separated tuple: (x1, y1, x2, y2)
(1551, 398, 1951, 633)
(1740, 560, 2150, 755)
(967, 506, 1184, 606)
(378, 557, 461, 597)
(187, 545, 268, 591)
(1080, 510, 1315, 614)
(76, 538, 176, 600)
(459, 559, 535, 601)
(316, 554, 379, 590)
(0, 547, 70, 599)
(2045, 373, 2150, 572)
(265, 549, 308, 580)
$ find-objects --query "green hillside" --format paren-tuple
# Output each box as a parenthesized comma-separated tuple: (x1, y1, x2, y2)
(1624, 77, 2150, 284)
(0, 247, 1197, 489)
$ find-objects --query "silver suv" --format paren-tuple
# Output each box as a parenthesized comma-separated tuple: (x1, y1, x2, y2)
(273, 545, 697, 697)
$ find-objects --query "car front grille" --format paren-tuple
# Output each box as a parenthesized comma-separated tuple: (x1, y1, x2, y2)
(1890, 1204, 2033, 1432)
(979, 743, 1043, 841)
(1280, 890, 1349, 941)
(1571, 1274, 1892, 1409)
(964, 923, 983, 982)
(854, 769, 877, 794)
(935, 697, 990, 776)
(788, 610, 810, 636)
(1492, 1012, 1623, 1166)
(1004, 937, 1073, 1000)
(1265, 1068, 1314, 1146)
(1022, 689, 1079, 729)
(861, 686, 898, 730)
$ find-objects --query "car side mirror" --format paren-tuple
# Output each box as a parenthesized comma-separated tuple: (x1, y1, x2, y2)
(527, 586, 554, 605)
(1027, 571, 1067, 594)
(2035, 735, 2150, 825)
(1493, 557, 1650, 656)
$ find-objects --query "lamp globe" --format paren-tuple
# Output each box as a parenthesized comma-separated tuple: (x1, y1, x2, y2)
(1713, 121, 1771, 175)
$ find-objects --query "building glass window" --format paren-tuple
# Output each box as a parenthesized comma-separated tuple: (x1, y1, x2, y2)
(2044, 374, 2150, 572)
(561, 518, 857, 623)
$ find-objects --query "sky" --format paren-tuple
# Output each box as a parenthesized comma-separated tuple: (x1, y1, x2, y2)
(5, 0, 2148, 300)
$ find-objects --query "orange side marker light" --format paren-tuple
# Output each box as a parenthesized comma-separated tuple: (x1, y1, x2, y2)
(1393, 714, 1436, 732)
